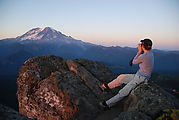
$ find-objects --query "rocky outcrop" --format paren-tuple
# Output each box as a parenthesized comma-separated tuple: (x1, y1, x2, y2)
(113, 83, 179, 120)
(0, 104, 32, 120)
(16, 55, 179, 120)
(16, 55, 116, 120)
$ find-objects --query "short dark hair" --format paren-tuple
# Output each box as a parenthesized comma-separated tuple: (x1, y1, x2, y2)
(140, 39, 152, 50)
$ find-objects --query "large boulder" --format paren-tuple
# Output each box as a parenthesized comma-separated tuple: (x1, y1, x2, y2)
(113, 83, 179, 120)
(16, 55, 116, 120)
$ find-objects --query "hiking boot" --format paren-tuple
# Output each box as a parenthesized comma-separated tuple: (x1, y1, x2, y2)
(99, 101, 110, 110)
(99, 83, 110, 92)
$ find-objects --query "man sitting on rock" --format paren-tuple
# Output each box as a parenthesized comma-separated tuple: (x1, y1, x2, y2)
(99, 39, 154, 109)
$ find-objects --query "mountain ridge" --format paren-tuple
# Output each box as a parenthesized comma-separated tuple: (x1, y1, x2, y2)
(0, 27, 179, 76)
(1, 27, 179, 51)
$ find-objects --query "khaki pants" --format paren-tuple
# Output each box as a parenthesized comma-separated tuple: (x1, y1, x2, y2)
(106, 74, 148, 107)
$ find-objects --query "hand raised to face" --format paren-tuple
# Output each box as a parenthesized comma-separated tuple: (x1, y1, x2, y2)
(137, 44, 143, 53)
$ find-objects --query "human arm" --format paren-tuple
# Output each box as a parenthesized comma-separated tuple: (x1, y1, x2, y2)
(132, 44, 144, 64)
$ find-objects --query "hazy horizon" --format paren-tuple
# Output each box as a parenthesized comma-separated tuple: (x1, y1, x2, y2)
(0, 0, 179, 50)
(0, 26, 179, 51)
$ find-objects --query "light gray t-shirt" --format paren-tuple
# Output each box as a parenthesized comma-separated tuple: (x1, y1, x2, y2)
(132, 51, 154, 78)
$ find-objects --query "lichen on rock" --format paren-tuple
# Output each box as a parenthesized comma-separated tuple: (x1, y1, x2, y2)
(16, 55, 116, 120)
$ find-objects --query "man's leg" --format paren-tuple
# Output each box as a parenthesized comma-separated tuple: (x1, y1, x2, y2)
(106, 75, 146, 107)
(107, 74, 135, 89)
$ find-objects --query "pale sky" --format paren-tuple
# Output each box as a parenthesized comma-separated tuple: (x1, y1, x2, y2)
(0, 0, 179, 50)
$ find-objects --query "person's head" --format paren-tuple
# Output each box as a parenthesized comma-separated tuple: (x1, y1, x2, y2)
(140, 39, 153, 50)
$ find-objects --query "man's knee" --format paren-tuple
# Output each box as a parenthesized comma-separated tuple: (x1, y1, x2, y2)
(118, 74, 126, 79)
(118, 82, 136, 95)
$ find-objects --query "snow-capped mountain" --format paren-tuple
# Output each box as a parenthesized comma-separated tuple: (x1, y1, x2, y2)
(0, 27, 179, 76)
(16, 27, 95, 48)
(18, 27, 68, 41)
(0, 27, 100, 75)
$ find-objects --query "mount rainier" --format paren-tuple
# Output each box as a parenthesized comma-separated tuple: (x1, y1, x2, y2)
(0, 27, 179, 75)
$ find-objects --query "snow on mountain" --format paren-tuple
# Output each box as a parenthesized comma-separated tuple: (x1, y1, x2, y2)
(18, 27, 67, 41)
(16, 27, 96, 48)
(18, 28, 43, 40)
(38, 27, 64, 40)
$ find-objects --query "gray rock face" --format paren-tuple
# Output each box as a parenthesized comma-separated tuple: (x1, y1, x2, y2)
(113, 111, 152, 120)
(16, 55, 179, 120)
(16, 55, 116, 120)
(0, 104, 32, 120)
(74, 59, 117, 83)
(114, 83, 179, 120)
